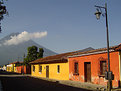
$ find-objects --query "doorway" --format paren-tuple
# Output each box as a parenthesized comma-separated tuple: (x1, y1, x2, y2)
(84, 62, 91, 82)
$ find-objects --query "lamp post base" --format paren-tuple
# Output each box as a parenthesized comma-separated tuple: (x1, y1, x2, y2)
(107, 80, 112, 91)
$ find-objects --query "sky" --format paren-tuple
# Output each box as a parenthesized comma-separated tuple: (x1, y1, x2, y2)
(0, 0, 121, 53)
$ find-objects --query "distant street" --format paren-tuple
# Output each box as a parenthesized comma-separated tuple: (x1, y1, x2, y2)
(0, 71, 91, 91)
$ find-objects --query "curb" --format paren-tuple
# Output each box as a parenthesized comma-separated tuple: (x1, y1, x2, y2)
(111, 88, 121, 91)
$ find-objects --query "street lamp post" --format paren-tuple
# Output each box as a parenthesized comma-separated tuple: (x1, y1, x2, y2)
(94, 3, 113, 91)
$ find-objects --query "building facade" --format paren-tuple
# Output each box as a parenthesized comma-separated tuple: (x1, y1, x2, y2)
(6, 63, 14, 72)
(68, 45, 121, 87)
(30, 44, 121, 87)
(15, 65, 31, 74)
(31, 62, 69, 80)
(6, 61, 31, 74)
(30, 53, 72, 80)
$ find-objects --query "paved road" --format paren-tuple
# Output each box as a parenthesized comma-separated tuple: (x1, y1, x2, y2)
(0, 71, 91, 91)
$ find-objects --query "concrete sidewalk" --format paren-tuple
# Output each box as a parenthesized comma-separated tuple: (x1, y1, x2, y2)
(31, 76, 106, 91)
(31, 76, 121, 91)
(112, 88, 121, 91)
(58, 80, 106, 91)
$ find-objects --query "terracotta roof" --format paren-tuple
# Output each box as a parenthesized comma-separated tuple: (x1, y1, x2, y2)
(30, 44, 121, 64)
(10, 61, 19, 64)
(75, 45, 117, 55)
(30, 52, 74, 64)
(114, 44, 121, 51)
(10, 61, 23, 64)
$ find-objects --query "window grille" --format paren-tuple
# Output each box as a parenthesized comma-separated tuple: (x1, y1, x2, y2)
(100, 61, 107, 75)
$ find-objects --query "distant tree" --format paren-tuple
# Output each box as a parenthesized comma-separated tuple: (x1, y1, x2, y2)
(0, 0, 8, 32)
(37, 48, 44, 59)
(28, 46, 38, 61)
(23, 46, 44, 65)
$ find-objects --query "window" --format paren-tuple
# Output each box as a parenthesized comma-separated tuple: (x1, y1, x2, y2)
(57, 65, 60, 73)
(100, 61, 107, 75)
(39, 65, 42, 73)
(33, 65, 35, 72)
(74, 62, 79, 74)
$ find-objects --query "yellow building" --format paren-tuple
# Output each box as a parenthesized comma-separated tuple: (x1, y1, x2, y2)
(6, 61, 21, 72)
(7, 63, 14, 72)
(30, 52, 73, 80)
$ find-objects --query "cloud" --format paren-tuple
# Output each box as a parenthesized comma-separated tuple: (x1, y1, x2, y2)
(3, 31, 47, 46)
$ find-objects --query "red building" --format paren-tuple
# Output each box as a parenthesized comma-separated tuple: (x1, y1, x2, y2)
(10, 61, 31, 74)
(68, 44, 121, 87)
(16, 65, 31, 74)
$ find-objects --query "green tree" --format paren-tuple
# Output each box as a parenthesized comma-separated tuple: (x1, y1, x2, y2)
(24, 46, 44, 65)
(37, 48, 44, 59)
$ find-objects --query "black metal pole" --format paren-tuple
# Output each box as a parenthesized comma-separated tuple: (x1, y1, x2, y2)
(105, 3, 110, 72)
(95, 3, 112, 91)
(105, 3, 112, 91)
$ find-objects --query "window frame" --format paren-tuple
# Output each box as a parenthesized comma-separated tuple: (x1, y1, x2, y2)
(57, 65, 60, 73)
(100, 61, 107, 76)
(74, 62, 79, 75)
(39, 65, 42, 73)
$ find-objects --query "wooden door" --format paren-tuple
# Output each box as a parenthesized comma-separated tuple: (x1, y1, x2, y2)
(46, 66, 49, 78)
(84, 62, 91, 82)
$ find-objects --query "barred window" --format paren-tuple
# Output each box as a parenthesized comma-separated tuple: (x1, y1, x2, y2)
(57, 65, 60, 73)
(74, 62, 79, 74)
(39, 65, 42, 73)
(100, 61, 107, 75)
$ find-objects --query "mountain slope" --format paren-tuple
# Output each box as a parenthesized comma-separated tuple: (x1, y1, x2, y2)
(0, 33, 57, 65)
(77, 47, 94, 52)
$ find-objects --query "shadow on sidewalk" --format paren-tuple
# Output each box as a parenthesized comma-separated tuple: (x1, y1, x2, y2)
(0, 76, 92, 91)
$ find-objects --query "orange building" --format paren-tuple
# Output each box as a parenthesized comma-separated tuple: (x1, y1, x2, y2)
(16, 65, 31, 74)
(6, 61, 31, 74)
(68, 44, 121, 87)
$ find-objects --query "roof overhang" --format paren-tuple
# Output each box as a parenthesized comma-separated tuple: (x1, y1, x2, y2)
(68, 49, 115, 58)
(30, 59, 68, 64)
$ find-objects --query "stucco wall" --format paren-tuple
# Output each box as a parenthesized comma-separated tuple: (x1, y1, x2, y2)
(6, 64, 14, 72)
(31, 62, 69, 80)
(119, 51, 121, 81)
(69, 51, 120, 87)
